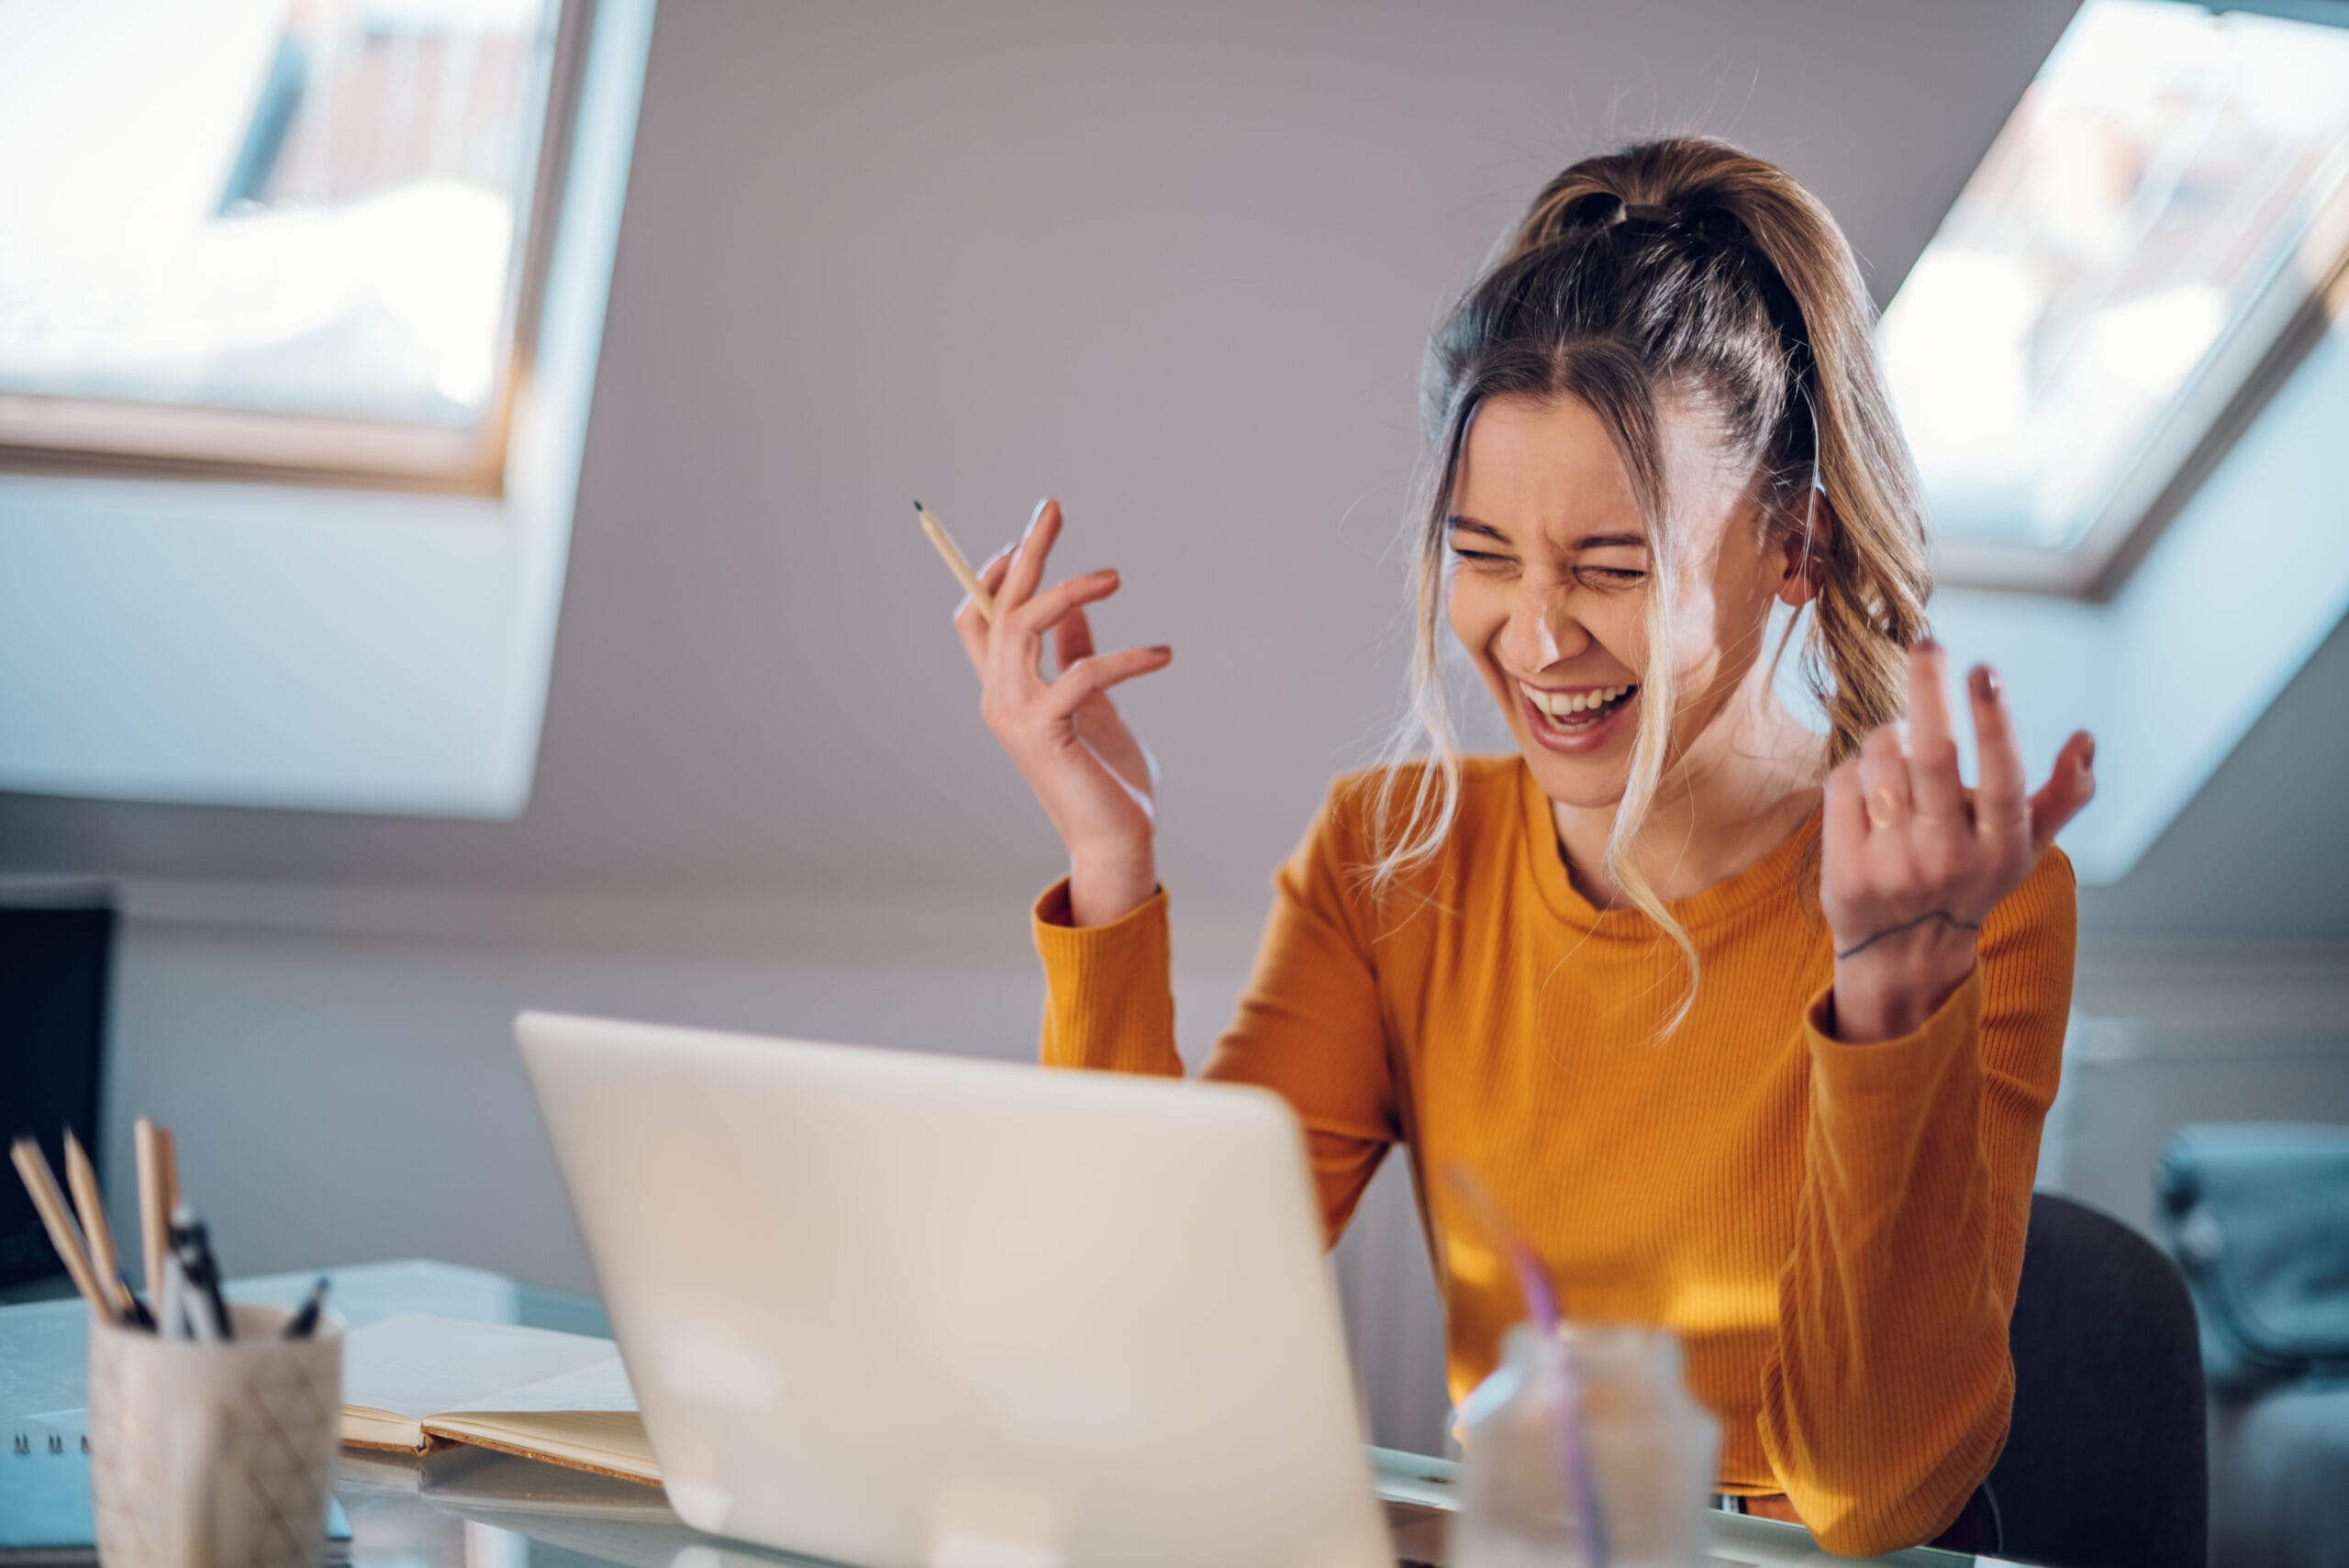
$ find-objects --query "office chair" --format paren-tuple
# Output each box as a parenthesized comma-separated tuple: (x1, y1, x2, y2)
(1981, 1191, 2208, 1568)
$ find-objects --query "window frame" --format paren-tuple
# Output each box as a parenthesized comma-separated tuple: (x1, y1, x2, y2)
(1930, 170, 2349, 600)
(0, 0, 597, 497)
(1910, 0, 2349, 599)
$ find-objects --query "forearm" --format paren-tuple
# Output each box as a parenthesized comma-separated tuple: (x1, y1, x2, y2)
(1761, 969, 2015, 1556)
(1778, 832, 2076, 1553)
(1033, 873, 1184, 1077)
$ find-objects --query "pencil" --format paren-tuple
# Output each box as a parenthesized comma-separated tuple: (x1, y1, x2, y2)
(914, 501, 996, 624)
(62, 1131, 136, 1319)
(8, 1139, 112, 1318)
(136, 1118, 174, 1300)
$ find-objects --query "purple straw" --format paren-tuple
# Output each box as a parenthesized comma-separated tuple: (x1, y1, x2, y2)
(1446, 1162, 1609, 1568)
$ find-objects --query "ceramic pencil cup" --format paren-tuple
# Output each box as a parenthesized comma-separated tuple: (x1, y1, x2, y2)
(85, 1301, 342, 1568)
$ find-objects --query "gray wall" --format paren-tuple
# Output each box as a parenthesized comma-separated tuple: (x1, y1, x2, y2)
(6, 0, 2346, 1454)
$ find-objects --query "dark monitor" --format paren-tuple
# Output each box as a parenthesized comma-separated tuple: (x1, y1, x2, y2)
(0, 899, 115, 1291)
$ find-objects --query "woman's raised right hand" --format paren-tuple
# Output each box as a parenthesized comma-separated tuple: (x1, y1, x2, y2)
(953, 497, 1173, 925)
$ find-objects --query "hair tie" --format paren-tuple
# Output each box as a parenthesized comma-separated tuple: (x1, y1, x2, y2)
(1618, 202, 1675, 225)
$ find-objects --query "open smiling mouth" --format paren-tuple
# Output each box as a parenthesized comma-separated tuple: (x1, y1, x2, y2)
(1519, 682, 1640, 746)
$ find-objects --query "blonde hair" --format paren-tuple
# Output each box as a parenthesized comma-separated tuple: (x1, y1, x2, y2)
(1357, 134, 1932, 1033)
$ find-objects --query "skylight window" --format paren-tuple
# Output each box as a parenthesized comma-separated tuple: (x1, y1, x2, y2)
(1877, 0, 2349, 595)
(0, 0, 575, 489)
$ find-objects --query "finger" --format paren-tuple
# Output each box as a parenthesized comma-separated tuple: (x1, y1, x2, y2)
(1905, 640, 1966, 826)
(1857, 724, 1912, 831)
(1968, 662, 2030, 847)
(952, 546, 1019, 669)
(998, 497, 1062, 617)
(1054, 602, 1097, 680)
(2026, 730, 2096, 857)
(991, 567, 1119, 697)
(1012, 568, 1123, 648)
(1825, 756, 1869, 863)
(1038, 644, 1174, 722)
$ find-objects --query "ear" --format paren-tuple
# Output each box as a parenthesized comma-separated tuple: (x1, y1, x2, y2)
(1772, 485, 1836, 609)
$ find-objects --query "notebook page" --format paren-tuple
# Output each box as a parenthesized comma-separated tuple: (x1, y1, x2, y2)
(340, 1315, 623, 1423)
(435, 1352, 638, 1418)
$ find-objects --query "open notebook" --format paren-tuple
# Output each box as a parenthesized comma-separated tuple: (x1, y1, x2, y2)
(340, 1314, 658, 1486)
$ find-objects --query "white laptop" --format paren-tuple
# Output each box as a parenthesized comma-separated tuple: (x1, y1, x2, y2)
(512, 1009, 1404, 1568)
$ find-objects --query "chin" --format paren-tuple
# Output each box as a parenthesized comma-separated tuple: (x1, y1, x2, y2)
(1517, 740, 1631, 810)
(1491, 678, 1643, 809)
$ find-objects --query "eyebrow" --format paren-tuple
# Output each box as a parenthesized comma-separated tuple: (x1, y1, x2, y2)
(1444, 515, 1649, 551)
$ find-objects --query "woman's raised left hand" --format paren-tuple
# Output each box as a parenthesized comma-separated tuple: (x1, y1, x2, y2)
(1820, 639, 2096, 1043)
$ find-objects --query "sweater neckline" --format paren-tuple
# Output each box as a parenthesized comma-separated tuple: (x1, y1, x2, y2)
(1512, 755, 1823, 933)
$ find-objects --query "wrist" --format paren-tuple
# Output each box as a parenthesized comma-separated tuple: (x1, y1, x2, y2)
(1067, 851, 1158, 929)
(1830, 951, 1975, 1043)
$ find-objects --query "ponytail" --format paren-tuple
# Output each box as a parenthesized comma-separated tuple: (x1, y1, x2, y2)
(1357, 135, 1932, 1035)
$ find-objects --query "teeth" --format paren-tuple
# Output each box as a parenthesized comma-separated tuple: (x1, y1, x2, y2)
(1520, 683, 1633, 719)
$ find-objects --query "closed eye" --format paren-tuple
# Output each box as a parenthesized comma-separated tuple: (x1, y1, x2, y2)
(1450, 547, 1643, 586)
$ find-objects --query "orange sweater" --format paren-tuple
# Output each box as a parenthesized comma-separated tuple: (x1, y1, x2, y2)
(1031, 755, 2076, 1557)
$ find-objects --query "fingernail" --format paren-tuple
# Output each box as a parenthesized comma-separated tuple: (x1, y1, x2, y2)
(1149, 644, 1173, 656)
(1027, 497, 1049, 533)
(1970, 664, 1998, 702)
(1915, 636, 1941, 655)
(2081, 735, 2096, 771)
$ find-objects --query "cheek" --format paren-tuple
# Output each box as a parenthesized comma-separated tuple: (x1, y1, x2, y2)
(1589, 598, 1648, 666)
(1444, 571, 1501, 662)
(1665, 580, 1736, 677)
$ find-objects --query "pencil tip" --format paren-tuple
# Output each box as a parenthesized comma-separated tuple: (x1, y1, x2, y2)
(912, 500, 923, 513)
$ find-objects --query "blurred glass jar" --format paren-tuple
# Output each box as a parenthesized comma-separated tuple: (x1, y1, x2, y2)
(1449, 1321, 1721, 1568)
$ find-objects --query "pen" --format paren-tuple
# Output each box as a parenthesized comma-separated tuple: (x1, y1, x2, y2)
(175, 1248, 220, 1343)
(284, 1275, 329, 1339)
(913, 501, 997, 623)
(160, 1248, 194, 1340)
(118, 1284, 156, 1333)
(169, 1202, 233, 1342)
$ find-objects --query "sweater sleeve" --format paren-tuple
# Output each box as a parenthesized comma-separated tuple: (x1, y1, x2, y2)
(1032, 774, 1402, 1243)
(1757, 843, 2076, 1558)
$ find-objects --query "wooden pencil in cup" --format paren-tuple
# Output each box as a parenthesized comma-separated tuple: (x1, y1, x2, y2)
(136, 1118, 177, 1302)
(8, 1138, 111, 1317)
(62, 1130, 136, 1318)
(914, 501, 996, 624)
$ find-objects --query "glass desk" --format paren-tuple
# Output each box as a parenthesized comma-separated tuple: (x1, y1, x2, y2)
(0, 1261, 1987, 1568)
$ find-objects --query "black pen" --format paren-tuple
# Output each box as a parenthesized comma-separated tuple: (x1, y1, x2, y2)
(169, 1202, 233, 1342)
(284, 1275, 329, 1339)
(117, 1275, 156, 1333)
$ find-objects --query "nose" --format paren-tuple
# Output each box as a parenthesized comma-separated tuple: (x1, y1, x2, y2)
(1496, 580, 1589, 674)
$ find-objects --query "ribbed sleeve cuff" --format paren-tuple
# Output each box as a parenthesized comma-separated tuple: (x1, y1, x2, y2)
(1030, 874, 1181, 1075)
(1803, 962, 1984, 1095)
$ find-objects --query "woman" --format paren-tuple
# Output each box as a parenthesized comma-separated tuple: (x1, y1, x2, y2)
(951, 134, 2094, 1557)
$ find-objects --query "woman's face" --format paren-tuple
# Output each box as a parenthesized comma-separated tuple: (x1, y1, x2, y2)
(1443, 390, 1801, 810)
